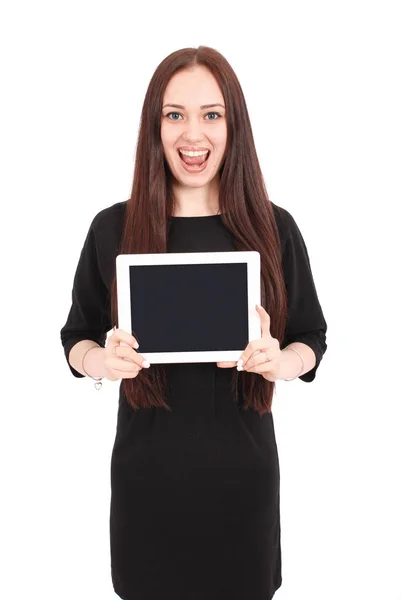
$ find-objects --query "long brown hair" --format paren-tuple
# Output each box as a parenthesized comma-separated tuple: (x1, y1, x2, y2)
(110, 46, 288, 415)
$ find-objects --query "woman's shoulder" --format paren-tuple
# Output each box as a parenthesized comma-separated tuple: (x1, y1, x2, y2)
(270, 201, 296, 246)
(88, 202, 128, 273)
(91, 200, 127, 235)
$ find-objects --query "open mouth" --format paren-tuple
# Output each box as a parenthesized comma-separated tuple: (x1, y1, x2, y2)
(178, 150, 210, 170)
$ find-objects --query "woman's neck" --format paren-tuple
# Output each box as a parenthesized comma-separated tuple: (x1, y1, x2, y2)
(171, 178, 220, 217)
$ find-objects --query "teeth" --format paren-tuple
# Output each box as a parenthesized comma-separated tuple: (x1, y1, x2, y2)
(179, 149, 209, 157)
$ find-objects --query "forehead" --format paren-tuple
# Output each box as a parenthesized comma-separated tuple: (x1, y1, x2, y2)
(163, 65, 224, 105)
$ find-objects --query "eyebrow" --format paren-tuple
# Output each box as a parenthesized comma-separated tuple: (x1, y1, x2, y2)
(162, 103, 225, 110)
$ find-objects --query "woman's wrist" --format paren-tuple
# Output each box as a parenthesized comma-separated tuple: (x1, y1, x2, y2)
(281, 347, 304, 381)
(278, 343, 316, 381)
(82, 345, 107, 379)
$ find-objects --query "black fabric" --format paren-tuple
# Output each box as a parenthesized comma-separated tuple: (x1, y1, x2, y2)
(60, 201, 327, 600)
(279, 210, 327, 382)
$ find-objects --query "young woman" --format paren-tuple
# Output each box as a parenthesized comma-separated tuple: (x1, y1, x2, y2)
(60, 46, 327, 600)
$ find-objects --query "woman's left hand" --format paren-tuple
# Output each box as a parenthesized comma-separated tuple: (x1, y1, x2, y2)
(216, 305, 282, 382)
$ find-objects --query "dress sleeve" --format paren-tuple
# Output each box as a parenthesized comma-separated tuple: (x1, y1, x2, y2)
(60, 215, 112, 378)
(281, 210, 328, 382)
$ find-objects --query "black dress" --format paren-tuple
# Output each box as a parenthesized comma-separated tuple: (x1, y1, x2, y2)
(60, 201, 327, 600)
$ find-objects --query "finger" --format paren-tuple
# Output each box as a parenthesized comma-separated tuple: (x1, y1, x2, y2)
(241, 351, 269, 371)
(243, 344, 281, 370)
(113, 346, 150, 370)
(243, 349, 280, 372)
(246, 361, 275, 375)
(114, 345, 136, 362)
(107, 357, 142, 374)
(237, 339, 271, 370)
(255, 305, 272, 340)
(111, 328, 139, 349)
(216, 361, 237, 368)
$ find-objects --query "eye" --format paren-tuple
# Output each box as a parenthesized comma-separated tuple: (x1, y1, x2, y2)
(165, 111, 222, 121)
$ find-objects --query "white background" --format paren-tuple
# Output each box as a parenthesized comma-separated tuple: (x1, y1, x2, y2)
(1, 1, 400, 598)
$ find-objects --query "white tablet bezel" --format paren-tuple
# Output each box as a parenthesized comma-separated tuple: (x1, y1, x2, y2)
(116, 251, 261, 363)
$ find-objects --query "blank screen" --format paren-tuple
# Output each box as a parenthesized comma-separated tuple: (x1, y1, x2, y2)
(129, 262, 249, 352)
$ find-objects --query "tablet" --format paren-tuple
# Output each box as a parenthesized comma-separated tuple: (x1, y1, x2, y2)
(116, 251, 261, 364)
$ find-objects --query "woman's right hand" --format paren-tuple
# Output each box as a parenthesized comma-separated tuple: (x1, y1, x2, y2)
(103, 328, 150, 381)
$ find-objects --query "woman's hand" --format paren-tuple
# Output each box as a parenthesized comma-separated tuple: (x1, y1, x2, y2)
(216, 305, 282, 382)
(103, 328, 150, 381)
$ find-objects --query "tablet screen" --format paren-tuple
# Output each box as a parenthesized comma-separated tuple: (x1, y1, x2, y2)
(129, 262, 248, 353)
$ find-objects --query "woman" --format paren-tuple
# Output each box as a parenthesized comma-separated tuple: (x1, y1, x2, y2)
(60, 46, 327, 600)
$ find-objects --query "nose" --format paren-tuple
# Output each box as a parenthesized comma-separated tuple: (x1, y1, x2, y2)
(182, 117, 204, 143)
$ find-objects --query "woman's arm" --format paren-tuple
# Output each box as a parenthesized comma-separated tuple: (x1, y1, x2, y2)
(60, 212, 113, 379)
(279, 207, 328, 383)
(278, 342, 316, 381)
(68, 340, 107, 379)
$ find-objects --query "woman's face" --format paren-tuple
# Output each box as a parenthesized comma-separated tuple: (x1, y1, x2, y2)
(160, 65, 227, 189)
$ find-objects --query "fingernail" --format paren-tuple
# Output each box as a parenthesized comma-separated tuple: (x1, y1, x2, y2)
(133, 341, 139, 349)
(142, 360, 150, 368)
(237, 359, 244, 368)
